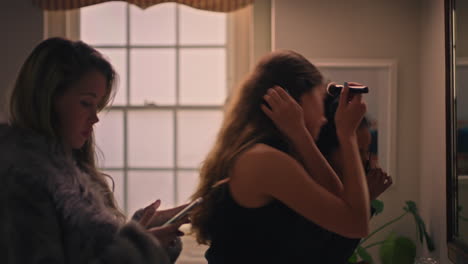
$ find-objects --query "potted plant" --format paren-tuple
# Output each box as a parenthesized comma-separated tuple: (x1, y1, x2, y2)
(348, 200, 435, 264)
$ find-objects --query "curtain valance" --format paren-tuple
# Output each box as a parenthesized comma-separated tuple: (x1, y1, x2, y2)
(32, 0, 253, 12)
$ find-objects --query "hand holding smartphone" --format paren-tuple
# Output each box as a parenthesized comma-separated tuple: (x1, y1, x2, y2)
(162, 197, 203, 227)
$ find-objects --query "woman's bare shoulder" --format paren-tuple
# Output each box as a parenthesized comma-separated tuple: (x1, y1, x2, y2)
(234, 143, 299, 175)
(241, 143, 289, 158)
(229, 143, 299, 207)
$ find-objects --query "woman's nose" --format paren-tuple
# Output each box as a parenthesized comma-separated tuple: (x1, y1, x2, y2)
(90, 111, 99, 124)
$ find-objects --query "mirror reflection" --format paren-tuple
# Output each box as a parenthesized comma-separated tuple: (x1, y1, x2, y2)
(455, 0, 468, 244)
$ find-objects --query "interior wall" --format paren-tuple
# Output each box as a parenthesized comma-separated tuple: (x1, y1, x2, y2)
(0, 0, 43, 123)
(273, 0, 426, 261)
(419, 0, 448, 262)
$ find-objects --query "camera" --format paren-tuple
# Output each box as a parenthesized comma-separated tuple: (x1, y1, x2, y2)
(326, 82, 369, 97)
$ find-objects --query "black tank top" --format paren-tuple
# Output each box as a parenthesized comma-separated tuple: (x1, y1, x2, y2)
(205, 187, 341, 264)
(204, 139, 361, 264)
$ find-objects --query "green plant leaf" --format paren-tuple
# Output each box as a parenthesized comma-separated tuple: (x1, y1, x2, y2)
(371, 199, 384, 216)
(358, 211, 408, 247)
(348, 252, 358, 263)
(405, 200, 436, 252)
(405, 200, 417, 212)
(424, 230, 436, 252)
(416, 216, 435, 251)
(405, 201, 424, 243)
(357, 247, 374, 264)
(359, 200, 435, 258)
(379, 233, 416, 264)
(415, 215, 424, 243)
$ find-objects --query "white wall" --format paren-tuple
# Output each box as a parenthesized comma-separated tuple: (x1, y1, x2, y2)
(419, 0, 448, 263)
(0, 0, 43, 123)
(273, 0, 447, 262)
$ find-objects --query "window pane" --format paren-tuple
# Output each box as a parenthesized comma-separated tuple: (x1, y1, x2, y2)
(128, 170, 174, 214)
(179, 5, 226, 45)
(128, 110, 174, 167)
(177, 170, 199, 204)
(80, 2, 127, 45)
(130, 3, 176, 45)
(177, 110, 223, 167)
(95, 110, 124, 168)
(130, 49, 176, 105)
(103, 170, 125, 213)
(97, 48, 127, 105)
(179, 48, 226, 105)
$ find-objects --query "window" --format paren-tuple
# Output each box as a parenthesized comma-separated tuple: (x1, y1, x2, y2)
(80, 2, 228, 214)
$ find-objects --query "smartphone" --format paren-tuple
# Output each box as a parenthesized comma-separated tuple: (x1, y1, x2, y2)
(162, 197, 203, 227)
(327, 82, 369, 97)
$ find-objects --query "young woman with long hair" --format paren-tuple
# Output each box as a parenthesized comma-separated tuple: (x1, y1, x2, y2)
(190, 50, 370, 263)
(0, 37, 186, 264)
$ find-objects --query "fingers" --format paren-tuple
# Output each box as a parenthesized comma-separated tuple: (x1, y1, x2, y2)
(384, 174, 393, 187)
(338, 82, 366, 107)
(350, 93, 363, 104)
(149, 223, 181, 236)
(174, 214, 191, 226)
(260, 85, 305, 141)
(261, 104, 273, 119)
(338, 84, 350, 108)
(171, 203, 190, 213)
(366, 167, 377, 179)
(148, 224, 184, 248)
(262, 86, 293, 112)
(367, 167, 392, 199)
(262, 86, 297, 119)
(369, 168, 393, 188)
(367, 168, 387, 182)
(263, 88, 282, 109)
(140, 199, 161, 227)
(273, 86, 291, 101)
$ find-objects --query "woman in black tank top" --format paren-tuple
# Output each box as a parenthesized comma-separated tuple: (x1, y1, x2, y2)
(190, 50, 371, 264)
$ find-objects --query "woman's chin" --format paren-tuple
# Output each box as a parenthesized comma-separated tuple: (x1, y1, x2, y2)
(71, 140, 87, 150)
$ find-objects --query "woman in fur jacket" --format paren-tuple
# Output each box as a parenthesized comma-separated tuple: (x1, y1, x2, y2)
(0, 37, 187, 264)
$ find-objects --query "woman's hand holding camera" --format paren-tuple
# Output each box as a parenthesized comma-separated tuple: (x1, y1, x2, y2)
(367, 167, 393, 201)
(335, 83, 367, 140)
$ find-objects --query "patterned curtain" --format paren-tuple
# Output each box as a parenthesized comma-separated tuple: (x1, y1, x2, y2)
(32, 0, 254, 12)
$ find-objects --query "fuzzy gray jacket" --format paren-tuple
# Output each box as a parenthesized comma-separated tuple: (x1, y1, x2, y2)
(0, 124, 170, 264)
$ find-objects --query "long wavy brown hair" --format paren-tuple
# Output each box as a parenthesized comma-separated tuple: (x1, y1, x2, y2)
(8, 37, 125, 223)
(190, 50, 324, 244)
